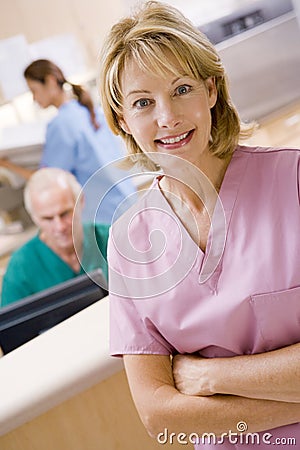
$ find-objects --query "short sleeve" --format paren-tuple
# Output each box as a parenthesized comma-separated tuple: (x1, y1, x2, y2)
(108, 228, 173, 357)
(40, 118, 76, 171)
(297, 152, 300, 204)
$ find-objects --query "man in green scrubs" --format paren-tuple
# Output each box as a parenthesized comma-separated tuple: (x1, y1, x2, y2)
(1, 168, 110, 306)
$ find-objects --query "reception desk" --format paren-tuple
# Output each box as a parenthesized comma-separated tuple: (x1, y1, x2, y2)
(0, 296, 190, 450)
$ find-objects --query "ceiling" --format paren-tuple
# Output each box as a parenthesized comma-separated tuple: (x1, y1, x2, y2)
(122, 0, 252, 26)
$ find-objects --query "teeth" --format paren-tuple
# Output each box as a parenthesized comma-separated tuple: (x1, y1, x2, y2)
(160, 131, 189, 144)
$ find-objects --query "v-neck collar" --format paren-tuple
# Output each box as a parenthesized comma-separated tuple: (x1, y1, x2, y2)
(203, 146, 250, 291)
(37, 234, 82, 275)
(153, 146, 250, 291)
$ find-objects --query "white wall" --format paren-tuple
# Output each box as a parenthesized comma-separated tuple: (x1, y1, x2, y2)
(122, 0, 255, 25)
(292, 0, 300, 26)
(0, 0, 125, 70)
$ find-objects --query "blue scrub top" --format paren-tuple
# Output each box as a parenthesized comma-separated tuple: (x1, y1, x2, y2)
(40, 100, 136, 223)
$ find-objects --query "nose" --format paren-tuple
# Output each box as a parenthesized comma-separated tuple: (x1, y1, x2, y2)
(52, 215, 67, 231)
(156, 98, 182, 129)
(32, 93, 40, 106)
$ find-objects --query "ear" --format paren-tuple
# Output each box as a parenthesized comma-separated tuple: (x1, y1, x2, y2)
(79, 192, 85, 209)
(45, 74, 58, 88)
(119, 117, 132, 135)
(205, 77, 217, 109)
(30, 213, 41, 229)
(74, 192, 85, 215)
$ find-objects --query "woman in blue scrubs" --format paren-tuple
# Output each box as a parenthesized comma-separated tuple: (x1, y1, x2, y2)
(0, 59, 136, 223)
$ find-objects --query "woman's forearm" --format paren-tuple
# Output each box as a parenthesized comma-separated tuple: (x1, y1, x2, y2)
(124, 354, 300, 440)
(173, 343, 300, 402)
(0, 158, 34, 180)
(153, 385, 300, 439)
(211, 343, 300, 402)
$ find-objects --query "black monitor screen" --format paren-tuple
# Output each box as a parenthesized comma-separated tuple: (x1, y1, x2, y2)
(0, 269, 108, 355)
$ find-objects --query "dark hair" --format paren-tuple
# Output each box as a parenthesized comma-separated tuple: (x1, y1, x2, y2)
(24, 59, 99, 130)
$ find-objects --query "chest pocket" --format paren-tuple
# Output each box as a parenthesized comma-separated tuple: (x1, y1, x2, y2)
(250, 286, 300, 353)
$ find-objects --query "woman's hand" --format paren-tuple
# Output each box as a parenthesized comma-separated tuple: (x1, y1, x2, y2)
(172, 354, 216, 396)
(173, 343, 300, 403)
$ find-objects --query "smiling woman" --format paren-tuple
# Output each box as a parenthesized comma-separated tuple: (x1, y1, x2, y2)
(120, 59, 217, 169)
(99, 3, 255, 172)
(98, 2, 300, 449)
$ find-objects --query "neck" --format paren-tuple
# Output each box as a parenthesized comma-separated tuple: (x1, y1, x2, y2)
(53, 90, 69, 108)
(39, 228, 83, 271)
(160, 153, 231, 210)
(47, 241, 82, 272)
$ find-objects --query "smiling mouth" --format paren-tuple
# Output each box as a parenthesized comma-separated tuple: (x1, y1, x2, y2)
(155, 130, 194, 146)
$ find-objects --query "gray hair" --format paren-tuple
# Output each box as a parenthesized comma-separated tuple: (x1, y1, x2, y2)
(24, 168, 82, 216)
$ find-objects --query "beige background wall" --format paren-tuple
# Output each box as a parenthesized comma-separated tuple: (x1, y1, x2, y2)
(0, 0, 125, 70)
(0, 370, 193, 450)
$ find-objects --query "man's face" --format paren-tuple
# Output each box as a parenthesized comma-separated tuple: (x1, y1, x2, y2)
(31, 186, 78, 251)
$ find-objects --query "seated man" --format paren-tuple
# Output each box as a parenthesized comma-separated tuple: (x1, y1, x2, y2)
(1, 168, 109, 306)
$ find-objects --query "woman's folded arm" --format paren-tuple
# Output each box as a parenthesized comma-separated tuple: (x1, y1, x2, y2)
(173, 342, 300, 402)
(124, 353, 300, 440)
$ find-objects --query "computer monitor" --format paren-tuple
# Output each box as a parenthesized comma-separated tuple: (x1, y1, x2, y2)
(0, 268, 108, 355)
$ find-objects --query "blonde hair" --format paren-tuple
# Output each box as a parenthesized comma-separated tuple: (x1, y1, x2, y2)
(24, 168, 82, 216)
(98, 0, 254, 171)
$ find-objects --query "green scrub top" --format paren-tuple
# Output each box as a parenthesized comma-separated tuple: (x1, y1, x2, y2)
(1, 223, 109, 307)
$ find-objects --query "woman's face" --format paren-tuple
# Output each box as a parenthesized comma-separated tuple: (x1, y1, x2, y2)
(26, 77, 56, 109)
(120, 57, 217, 169)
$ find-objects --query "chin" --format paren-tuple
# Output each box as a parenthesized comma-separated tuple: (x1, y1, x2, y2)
(57, 238, 73, 248)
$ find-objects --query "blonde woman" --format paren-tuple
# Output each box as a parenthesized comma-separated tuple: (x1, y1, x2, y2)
(99, 2, 300, 448)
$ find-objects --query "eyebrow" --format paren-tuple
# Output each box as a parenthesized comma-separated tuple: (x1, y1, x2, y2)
(125, 89, 151, 98)
(40, 208, 72, 220)
(125, 77, 184, 98)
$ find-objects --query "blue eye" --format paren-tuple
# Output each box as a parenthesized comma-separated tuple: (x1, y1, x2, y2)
(135, 98, 150, 109)
(176, 85, 191, 95)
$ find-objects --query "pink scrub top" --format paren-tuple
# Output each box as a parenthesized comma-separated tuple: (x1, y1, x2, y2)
(109, 145, 300, 449)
